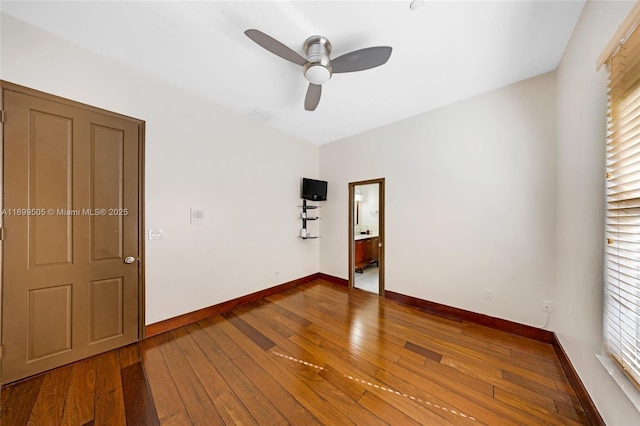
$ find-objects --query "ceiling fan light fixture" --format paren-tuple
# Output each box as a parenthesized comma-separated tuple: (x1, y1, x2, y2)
(303, 35, 333, 84)
(304, 63, 332, 85)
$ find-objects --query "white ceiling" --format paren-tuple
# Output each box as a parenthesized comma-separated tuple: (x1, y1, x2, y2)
(1, 0, 585, 145)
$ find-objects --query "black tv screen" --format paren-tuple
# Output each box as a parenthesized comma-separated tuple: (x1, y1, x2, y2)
(302, 178, 328, 201)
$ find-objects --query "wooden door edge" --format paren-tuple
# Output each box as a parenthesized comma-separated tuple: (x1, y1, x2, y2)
(348, 184, 355, 288)
(0, 84, 5, 375)
(378, 178, 385, 295)
(138, 122, 146, 340)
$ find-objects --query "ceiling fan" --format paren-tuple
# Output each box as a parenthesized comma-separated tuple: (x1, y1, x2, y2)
(244, 29, 393, 111)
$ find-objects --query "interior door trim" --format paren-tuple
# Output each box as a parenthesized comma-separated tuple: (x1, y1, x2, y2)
(0, 81, 4, 374)
(348, 178, 385, 295)
(0, 80, 147, 352)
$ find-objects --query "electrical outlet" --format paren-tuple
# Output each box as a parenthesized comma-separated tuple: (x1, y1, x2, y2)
(542, 300, 552, 312)
(484, 289, 493, 300)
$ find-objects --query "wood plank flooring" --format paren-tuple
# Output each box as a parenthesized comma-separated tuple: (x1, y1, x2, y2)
(1, 279, 589, 425)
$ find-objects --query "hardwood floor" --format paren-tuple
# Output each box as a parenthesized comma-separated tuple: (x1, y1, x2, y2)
(1, 279, 589, 425)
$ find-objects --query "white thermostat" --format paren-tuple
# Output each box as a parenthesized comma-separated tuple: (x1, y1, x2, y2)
(190, 208, 207, 225)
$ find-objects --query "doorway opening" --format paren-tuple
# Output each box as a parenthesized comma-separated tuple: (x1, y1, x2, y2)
(349, 178, 384, 294)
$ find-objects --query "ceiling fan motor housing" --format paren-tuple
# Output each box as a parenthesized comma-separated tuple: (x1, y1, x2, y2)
(303, 35, 332, 85)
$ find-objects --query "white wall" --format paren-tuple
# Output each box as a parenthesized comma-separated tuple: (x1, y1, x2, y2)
(555, 1, 640, 423)
(320, 72, 557, 327)
(0, 14, 319, 325)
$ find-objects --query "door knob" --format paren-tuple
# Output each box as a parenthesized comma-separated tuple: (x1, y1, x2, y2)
(124, 256, 136, 264)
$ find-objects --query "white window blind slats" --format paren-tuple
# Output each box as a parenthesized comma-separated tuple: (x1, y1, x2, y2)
(622, 73, 640, 97)
(607, 285, 640, 313)
(607, 221, 640, 232)
(607, 149, 640, 170)
(606, 263, 640, 285)
(608, 147, 640, 164)
(605, 23, 640, 388)
(605, 311, 640, 351)
(607, 177, 640, 193)
(606, 209, 640, 219)
(621, 347, 640, 378)
(610, 237, 640, 249)
(606, 268, 640, 287)
(605, 267, 639, 285)
(623, 88, 640, 114)
(605, 248, 640, 262)
(620, 97, 640, 123)
(619, 106, 640, 131)
(607, 241, 640, 251)
(605, 231, 640, 242)
(607, 299, 635, 322)
(606, 224, 640, 235)
(608, 123, 640, 151)
(607, 197, 640, 208)
(607, 187, 640, 203)
(608, 159, 640, 182)
(605, 248, 640, 265)
(621, 325, 640, 353)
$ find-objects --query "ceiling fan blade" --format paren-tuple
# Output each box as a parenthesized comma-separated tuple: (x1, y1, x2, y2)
(244, 29, 307, 66)
(331, 46, 393, 73)
(305, 84, 322, 111)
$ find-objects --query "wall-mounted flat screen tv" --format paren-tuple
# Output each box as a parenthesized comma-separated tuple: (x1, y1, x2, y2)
(301, 178, 328, 201)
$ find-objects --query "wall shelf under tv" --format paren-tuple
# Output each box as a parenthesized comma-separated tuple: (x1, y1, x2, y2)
(299, 199, 321, 240)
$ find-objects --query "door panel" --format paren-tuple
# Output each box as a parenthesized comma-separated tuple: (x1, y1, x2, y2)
(2, 87, 143, 383)
(91, 124, 124, 261)
(29, 110, 74, 267)
(27, 284, 72, 361)
(90, 278, 124, 344)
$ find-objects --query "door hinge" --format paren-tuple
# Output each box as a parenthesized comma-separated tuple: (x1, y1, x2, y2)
(0, 110, 5, 123)
(0, 227, 4, 241)
(0, 346, 3, 359)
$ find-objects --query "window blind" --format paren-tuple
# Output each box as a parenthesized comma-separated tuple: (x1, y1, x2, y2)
(605, 21, 640, 388)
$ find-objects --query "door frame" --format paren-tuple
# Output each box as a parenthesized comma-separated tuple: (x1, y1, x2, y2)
(348, 178, 385, 294)
(0, 81, 147, 371)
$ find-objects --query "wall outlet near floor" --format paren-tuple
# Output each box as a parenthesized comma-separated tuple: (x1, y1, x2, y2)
(542, 300, 552, 312)
(484, 289, 493, 300)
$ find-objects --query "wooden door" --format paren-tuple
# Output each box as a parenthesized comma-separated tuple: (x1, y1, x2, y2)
(1, 84, 144, 383)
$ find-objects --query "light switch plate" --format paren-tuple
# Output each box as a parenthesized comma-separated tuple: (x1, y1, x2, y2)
(148, 228, 164, 240)
(190, 208, 206, 225)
